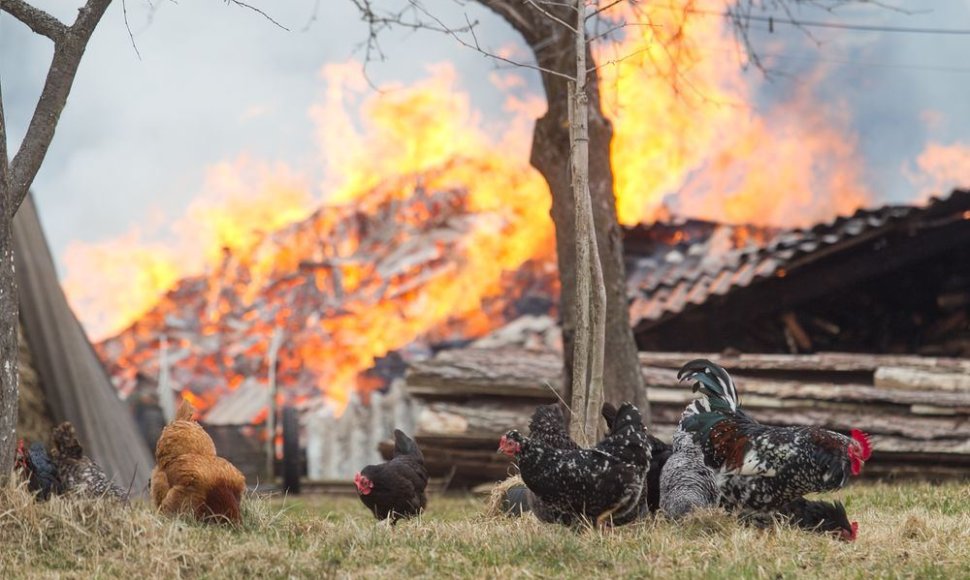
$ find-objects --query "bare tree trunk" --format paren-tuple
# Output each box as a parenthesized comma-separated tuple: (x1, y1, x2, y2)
(0, 187, 17, 478)
(567, 0, 606, 445)
(527, 33, 646, 419)
(475, 3, 646, 421)
(0, 0, 114, 479)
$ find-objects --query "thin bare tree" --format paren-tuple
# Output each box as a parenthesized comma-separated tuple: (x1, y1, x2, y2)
(0, 0, 114, 479)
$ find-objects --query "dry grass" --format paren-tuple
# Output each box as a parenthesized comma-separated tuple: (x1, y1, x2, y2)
(1, 480, 968, 579)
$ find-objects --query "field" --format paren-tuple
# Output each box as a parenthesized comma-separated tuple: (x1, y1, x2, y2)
(1, 481, 968, 579)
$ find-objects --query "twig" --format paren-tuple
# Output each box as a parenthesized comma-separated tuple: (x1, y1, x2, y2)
(225, 0, 289, 31)
(122, 0, 142, 60)
(524, 0, 577, 33)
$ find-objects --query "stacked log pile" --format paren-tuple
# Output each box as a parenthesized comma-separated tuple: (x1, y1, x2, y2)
(398, 348, 970, 486)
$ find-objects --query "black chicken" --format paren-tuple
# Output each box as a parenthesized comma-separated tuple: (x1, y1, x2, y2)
(15, 439, 62, 500)
(602, 402, 672, 514)
(673, 360, 872, 511)
(499, 402, 652, 528)
(743, 498, 858, 542)
(354, 429, 428, 522)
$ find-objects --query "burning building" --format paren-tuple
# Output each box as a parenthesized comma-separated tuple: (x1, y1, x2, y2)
(56, 2, 970, 482)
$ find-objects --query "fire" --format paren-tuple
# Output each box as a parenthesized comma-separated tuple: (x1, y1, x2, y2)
(600, 3, 871, 227)
(65, 1, 967, 418)
(91, 63, 554, 415)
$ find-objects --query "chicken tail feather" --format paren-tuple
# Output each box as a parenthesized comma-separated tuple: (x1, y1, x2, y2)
(200, 484, 242, 524)
(679, 359, 741, 413)
(393, 429, 423, 461)
(176, 400, 195, 422)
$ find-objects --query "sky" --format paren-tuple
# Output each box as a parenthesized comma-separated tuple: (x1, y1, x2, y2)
(2, 0, 970, 332)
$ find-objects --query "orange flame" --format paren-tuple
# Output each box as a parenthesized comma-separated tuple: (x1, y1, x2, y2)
(67, 2, 966, 417)
(600, 3, 870, 227)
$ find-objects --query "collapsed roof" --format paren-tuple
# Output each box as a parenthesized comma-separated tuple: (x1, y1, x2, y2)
(627, 189, 970, 354)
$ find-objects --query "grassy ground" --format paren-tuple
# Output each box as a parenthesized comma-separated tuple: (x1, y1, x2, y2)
(1, 481, 967, 579)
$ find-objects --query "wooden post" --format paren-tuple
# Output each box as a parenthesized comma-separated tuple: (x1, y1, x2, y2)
(158, 335, 175, 421)
(265, 328, 284, 482)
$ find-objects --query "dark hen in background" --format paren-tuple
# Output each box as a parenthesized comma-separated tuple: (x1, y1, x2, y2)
(355, 429, 429, 523)
(15, 439, 62, 500)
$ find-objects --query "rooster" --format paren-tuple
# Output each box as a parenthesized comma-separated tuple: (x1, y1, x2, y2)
(15, 439, 62, 500)
(50, 423, 127, 500)
(674, 359, 872, 511)
(151, 401, 247, 524)
(498, 402, 651, 528)
(354, 429, 428, 523)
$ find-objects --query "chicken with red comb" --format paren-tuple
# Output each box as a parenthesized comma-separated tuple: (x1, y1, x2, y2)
(354, 430, 428, 523)
(665, 360, 872, 513)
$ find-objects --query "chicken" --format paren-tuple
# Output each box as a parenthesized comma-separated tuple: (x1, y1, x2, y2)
(151, 401, 247, 524)
(742, 498, 858, 541)
(15, 439, 62, 500)
(778, 498, 858, 541)
(498, 402, 652, 528)
(354, 429, 428, 522)
(50, 423, 127, 500)
(602, 402, 672, 514)
(674, 359, 872, 511)
(659, 429, 718, 519)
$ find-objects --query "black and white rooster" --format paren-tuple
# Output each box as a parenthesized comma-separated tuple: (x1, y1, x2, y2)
(664, 359, 872, 516)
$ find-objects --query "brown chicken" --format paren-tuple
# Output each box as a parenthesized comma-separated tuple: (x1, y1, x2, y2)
(150, 401, 247, 524)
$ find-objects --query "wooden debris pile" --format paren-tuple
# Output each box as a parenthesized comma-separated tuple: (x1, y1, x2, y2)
(95, 178, 556, 418)
(398, 348, 970, 486)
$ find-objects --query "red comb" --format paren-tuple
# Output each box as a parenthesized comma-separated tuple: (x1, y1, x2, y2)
(850, 521, 859, 541)
(850, 429, 872, 460)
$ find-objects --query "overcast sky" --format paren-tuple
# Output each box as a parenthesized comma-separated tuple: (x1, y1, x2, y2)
(3, 1, 970, 280)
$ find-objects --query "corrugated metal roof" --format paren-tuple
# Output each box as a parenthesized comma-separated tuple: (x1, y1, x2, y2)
(628, 190, 970, 327)
(204, 379, 268, 426)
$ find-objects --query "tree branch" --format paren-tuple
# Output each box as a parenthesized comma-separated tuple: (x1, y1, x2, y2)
(524, 0, 577, 34)
(8, 0, 113, 212)
(0, 0, 68, 41)
(0, 84, 8, 199)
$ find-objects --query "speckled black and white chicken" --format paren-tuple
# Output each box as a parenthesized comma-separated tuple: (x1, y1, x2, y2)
(667, 359, 872, 513)
(499, 402, 652, 528)
(50, 422, 127, 500)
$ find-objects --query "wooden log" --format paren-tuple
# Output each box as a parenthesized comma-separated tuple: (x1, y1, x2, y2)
(405, 348, 563, 399)
(640, 368, 970, 411)
(637, 351, 970, 374)
(874, 366, 970, 393)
